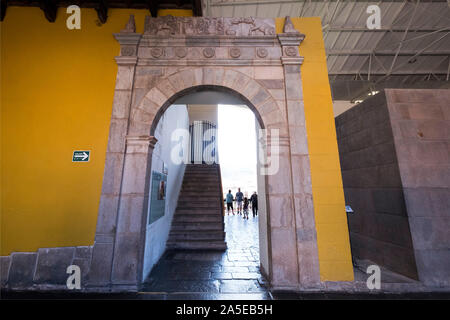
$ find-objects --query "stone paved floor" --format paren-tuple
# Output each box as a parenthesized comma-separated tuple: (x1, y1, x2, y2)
(141, 214, 270, 299)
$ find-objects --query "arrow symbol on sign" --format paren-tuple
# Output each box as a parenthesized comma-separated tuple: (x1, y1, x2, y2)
(74, 152, 89, 161)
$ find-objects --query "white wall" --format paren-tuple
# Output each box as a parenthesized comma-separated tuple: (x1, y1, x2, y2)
(187, 104, 218, 125)
(142, 104, 189, 279)
(255, 118, 270, 278)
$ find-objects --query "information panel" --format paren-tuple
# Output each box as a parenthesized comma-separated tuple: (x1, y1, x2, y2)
(148, 171, 167, 224)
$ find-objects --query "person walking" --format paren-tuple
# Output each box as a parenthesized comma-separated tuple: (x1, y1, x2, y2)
(235, 188, 244, 215)
(226, 190, 234, 215)
(250, 191, 258, 217)
(243, 196, 249, 220)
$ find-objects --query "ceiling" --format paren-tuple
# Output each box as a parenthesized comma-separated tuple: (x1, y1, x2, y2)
(203, 0, 450, 101)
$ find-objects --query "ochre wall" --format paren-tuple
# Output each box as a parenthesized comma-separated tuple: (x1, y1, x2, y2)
(276, 17, 353, 281)
(1, 8, 353, 281)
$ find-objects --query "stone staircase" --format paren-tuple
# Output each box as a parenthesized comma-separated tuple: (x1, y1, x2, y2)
(166, 164, 227, 250)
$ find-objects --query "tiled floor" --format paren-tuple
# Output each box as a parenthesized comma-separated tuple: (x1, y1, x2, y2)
(141, 214, 270, 299)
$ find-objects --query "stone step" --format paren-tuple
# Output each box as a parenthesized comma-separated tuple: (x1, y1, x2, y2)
(168, 231, 225, 241)
(173, 214, 223, 223)
(171, 222, 223, 231)
(177, 201, 221, 208)
(175, 207, 221, 214)
(178, 196, 221, 202)
(166, 240, 227, 250)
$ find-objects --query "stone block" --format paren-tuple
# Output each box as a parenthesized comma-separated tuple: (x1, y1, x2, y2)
(146, 87, 168, 107)
(372, 188, 407, 216)
(8, 252, 37, 288)
(296, 240, 320, 286)
(87, 242, 114, 286)
(268, 195, 294, 228)
(116, 195, 146, 234)
(107, 118, 128, 153)
(409, 216, 450, 250)
(414, 249, 450, 286)
(115, 66, 135, 90)
(382, 242, 418, 280)
(34, 247, 76, 284)
(374, 213, 414, 248)
(270, 227, 299, 286)
(254, 66, 283, 80)
(250, 88, 270, 107)
(101, 152, 125, 195)
(398, 163, 450, 188)
(111, 90, 132, 119)
(111, 233, 141, 284)
(75, 246, 92, 260)
(96, 195, 119, 234)
(121, 153, 150, 195)
(1, 256, 11, 287)
(156, 79, 176, 99)
(286, 100, 306, 126)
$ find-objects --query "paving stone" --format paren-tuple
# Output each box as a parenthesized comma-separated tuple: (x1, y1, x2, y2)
(8, 253, 37, 288)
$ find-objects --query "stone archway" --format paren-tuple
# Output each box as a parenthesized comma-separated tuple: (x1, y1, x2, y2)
(87, 15, 320, 292)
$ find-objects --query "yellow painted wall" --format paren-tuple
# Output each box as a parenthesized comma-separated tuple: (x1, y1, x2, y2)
(1, 8, 352, 281)
(276, 17, 353, 281)
(0, 7, 193, 256)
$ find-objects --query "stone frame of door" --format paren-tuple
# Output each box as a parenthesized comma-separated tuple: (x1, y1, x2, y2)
(86, 15, 321, 292)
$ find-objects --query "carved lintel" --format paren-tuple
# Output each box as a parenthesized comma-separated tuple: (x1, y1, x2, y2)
(114, 33, 142, 46)
(115, 56, 138, 66)
(281, 56, 304, 65)
(121, 14, 136, 33)
(278, 33, 305, 48)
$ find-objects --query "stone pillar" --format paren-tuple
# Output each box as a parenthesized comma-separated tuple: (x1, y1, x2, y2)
(110, 135, 157, 290)
(277, 17, 321, 288)
(88, 17, 142, 288)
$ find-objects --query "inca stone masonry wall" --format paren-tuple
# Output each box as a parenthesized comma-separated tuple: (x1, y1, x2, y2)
(336, 89, 450, 286)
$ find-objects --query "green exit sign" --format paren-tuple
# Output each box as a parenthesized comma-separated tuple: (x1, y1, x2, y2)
(72, 150, 90, 162)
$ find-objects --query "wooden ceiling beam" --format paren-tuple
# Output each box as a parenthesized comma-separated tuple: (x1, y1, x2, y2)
(39, 0, 57, 22)
(95, 0, 108, 24)
(1, 0, 7, 22)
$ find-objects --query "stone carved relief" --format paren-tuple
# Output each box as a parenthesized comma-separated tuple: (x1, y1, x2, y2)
(121, 47, 135, 56)
(174, 47, 187, 58)
(151, 48, 164, 58)
(203, 47, 215, 58)
(227, 17, 276, 36)
(257, 48, 268, 58)
(143, 16, 275, 37)
(229, 47, 241, 58)
(284, 46, 298, 57)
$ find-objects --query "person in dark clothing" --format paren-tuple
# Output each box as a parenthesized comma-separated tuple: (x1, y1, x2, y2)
(250, 192, 258, 217)
(226, 190, 234, 215)
(243, 197, 249, 220)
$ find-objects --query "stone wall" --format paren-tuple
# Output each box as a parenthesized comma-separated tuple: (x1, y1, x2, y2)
(385, 89, 450, 286)
(336, 88, 450, 286)
(1, 246, 92, 290)
(142, 104, 189, 279)
(336, 91, 418, 279)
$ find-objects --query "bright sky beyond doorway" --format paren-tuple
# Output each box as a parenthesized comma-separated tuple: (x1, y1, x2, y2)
(218, 105, 257, 198)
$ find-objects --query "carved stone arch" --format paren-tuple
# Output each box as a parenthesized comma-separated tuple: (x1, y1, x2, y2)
(88, 15, 321, 293)
(129, 67, 283, 138)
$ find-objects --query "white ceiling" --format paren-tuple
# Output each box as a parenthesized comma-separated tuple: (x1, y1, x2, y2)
(202, 0, 450, 101)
